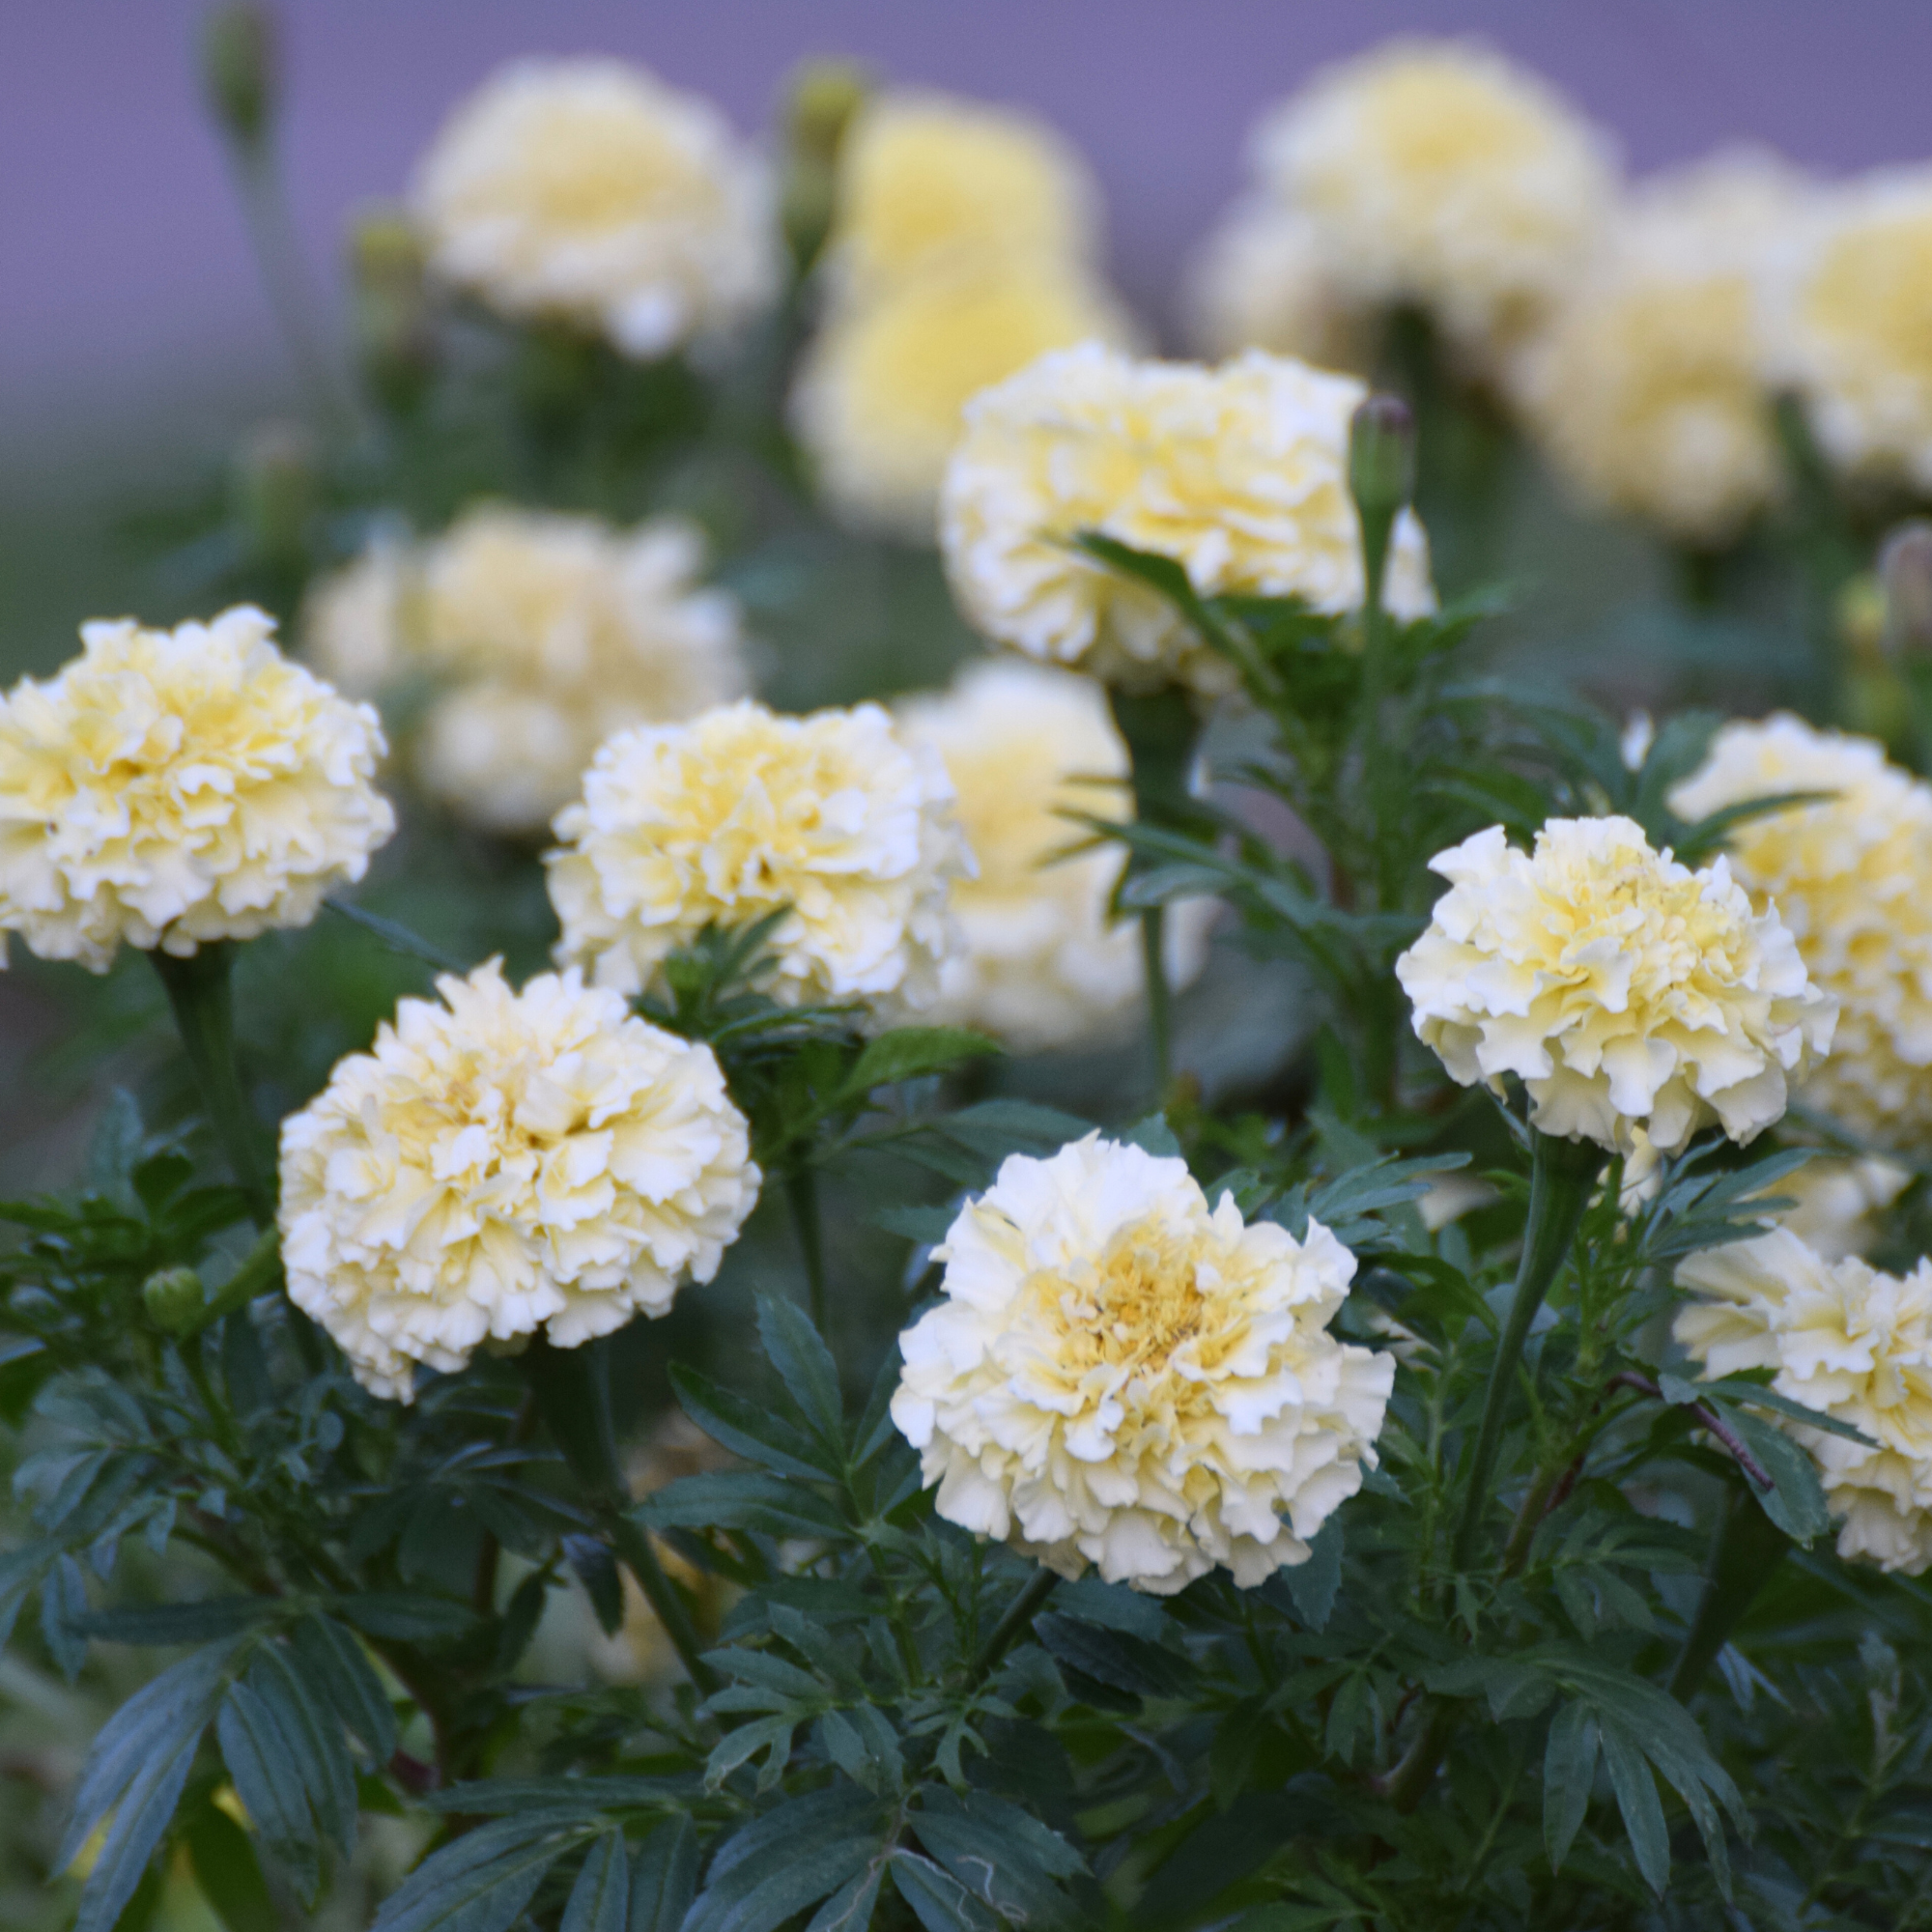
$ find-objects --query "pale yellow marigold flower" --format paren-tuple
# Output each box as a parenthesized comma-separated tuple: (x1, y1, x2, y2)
(0, 607, 393, 972)
(791, 260, 1131, 541)
(279, 960, 757, 1403)
(1774, 166, 1932, 491)
(891, 1134, 1394, 1594)
(1396, 815, 1835, 1155)
(1670, 715, 1932, 1152)
(940, 344, 1435, 695)
(896, 661, 1211, 1051)
(1252, 38, 1616, 376)
(411, 58, 777, 357)
(547, 698, 970, 1014)
(1183, 200, 1371, 371)
(1524, 149, 1806, 545)
(1768, 1155, 1912, 1263)
(305, 507, 748, 835)
(825, 90, 1101, 304)
(1677, 1229, 1932, 1574)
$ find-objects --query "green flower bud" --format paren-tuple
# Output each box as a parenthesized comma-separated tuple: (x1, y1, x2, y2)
(784, 59, 872, 167)
(200, 4, 280, 153)
(231, 420, 315, 573)
(142, 1265, 207, 1333)
(1349, 392, 1418, 525)
(348, 205, 435, 415)
(1881, 520, 1932, 660)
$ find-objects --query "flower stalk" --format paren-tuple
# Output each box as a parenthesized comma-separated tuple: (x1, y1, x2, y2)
(1451, 1129, 1605, 1571)
(785, 1164, 831, 1338)
(1669, 1488, 1790, 1701)
(151, 945, 272, 1222)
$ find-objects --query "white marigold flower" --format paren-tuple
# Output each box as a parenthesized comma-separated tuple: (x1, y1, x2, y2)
(1677, 1229, 1932, 1574)
(1767, 1156, 1912, 1263)
(1772, 165, 1932, 491)
(0, 607, 393, 972)
(824, 90, 1102, 305)
(940, 345, 1435, 695)
(896, 661, 1212, 1051)
(279, 960, 758, 1403)
(1524, 149, 1807, 545)
(890, 1134, 1394, 1594)
(1396, 815, 1835, 1156)
(1251, 38, 1616, 377)
(305, 507, 748, 835)
(411, 57, 778, 358)
(791, 261, 1131, 542)
(547, 698, 971, 1013)
(1670, 715, 1932, 1152)
(1183, 199, 1370, 371)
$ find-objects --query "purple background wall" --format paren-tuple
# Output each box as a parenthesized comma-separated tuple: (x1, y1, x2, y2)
(7, 0, 1932, 453)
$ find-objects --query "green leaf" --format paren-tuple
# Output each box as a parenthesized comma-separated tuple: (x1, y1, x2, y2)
(841, 1028, 998, 1099)
(369, 1816, 587, 1932)
(936, 1099, 1092, 1160)
(755, 1293, 845, 1447)
(249, 1640, 357, 1856)
(75, 1598, 274, 1646)
(1598, 1718, 1670, 1895)
(909, 1787, 1081, 1927)
(1120, 1114, 1183, 1159)
(669, 1363, 840, 1481)
(889, 1849, 999, 1932)
(628, 1815, 698, 1932)
(563, 1533, 627, 1636)
(561, 1832, 629, 1932)
(332, 1592, 480, 1642)
(685, 1789, 885, 1932)
(419, 1778, 686, 1817)
(217, 1680, 323, 1900)
(185, 1802, 277, 1932)
(871, 1205, 956, 1245)
(1035, 1613, 1193, 1698)
(1281, 1521, 1343, 1632)
(639, 1471, 846, 1542)
(1727, 1409, 1831, 1543)
(805, 1868, 885, 1932)
(290, 1615, 397, 1771)
(1543, 1702, 1598, 1875)
(818, 1706, 904, 1796)
(72, 1728, 200, 1932)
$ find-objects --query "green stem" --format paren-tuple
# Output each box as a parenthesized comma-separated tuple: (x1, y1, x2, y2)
(1669, 1489, 1789, 1701)
(180, 1227, 283, 1338)
(525, 1336, 718, 1694)
(785, 1165, 829, 1337)
(969, 1567, 1059, 1686)
(1451, 1131, 1605, 1572)
(150, 945, 271, 1222)
(1141, 908, 1173, 1096)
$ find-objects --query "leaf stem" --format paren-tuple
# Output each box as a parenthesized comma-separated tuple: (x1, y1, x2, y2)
(1141, 908, 1173, 1096)
(969, 1567, 1059, 1686)
(1669, 1488, 1789, 1702)
(785, 1165, 830, 1337)
(1451, 1131, 1605, 1572)
(150, 944, 271, 1222)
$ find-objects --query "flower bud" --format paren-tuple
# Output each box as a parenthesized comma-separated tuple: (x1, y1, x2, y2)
(200, 3, 279, 153)
(784, 59, 871, 167)
(1881, 521, 1932, 660)
(231, 420, 315, 572)
(348, 206, 434, 414)
(1349, 392, 1417, 525)
(142, 1265, 207, 1333)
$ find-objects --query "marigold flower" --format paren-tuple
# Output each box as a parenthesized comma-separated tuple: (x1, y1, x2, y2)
(305, 507, 747, 835)
(1767, 1156, 1911, 1263)
(1775, 165, 1932, 491)
(1184, 200, 1370, 370)
(1670, 715, 1932, 1152)
(791, 259, 1130, 541)
(1524, 150, 1804, 544)
(825, 90, 1101, 304)
(891, 1134, 1393, 1593)
(896, 661, 1211, 1050)
(1251, 38, 1615, 376)
(940, 345, 1435, 695)
(0, 607, 392, 971)
(279, 960, 757, 1402)
(1677, 1229, 1932, 1574)
(547, 698, 970, 1012)
(1397, 815, 1834, 1155)
(411, 57, 777, 357)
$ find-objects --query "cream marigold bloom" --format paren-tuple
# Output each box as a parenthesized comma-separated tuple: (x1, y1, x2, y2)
(279, 960, 757, 1403)
(547, 698, 970, 1012)
(896, 661, 1211, 1050)
(1768, 1156, 1912, 1263)
(1396, 815, 1834, 1155)
(411, 58, 777, 357)
(890, 1134, 1394, 1594)
(1677, 1229, 1932, 1574)
(1774, 166, 1932, 491)
(1184, 200, 1370, 371)
(825, 90, 1102, 304)
(1524, 150, 1805, 544)
(791, 261, 1130, 541)
(940, 345, 1435, 695)
(1670, 716, 1932, 1152)
(305, 507, 748, 835)
(0, 607, 393, 972)
(1252, 39, 1615, 374)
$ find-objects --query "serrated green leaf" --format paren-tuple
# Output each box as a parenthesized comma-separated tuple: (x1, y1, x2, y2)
(217, 1680, 321, 1900)
(563, 1533, 627, 1636)
(250, 1641, 357, 1856)
(561, 1831, 628, 1932)
(842, 1028, 998, 1099)
(890, 1849, 999, 1932)
(755, 1293, 845, 1447)
(72, 1728, 200, 1932)
(1282, 1521, 1342, 1631)
(291, 1615, 397, 1770)
(628, 1814, 697, 1932)
(639, 1471, 845, 1542)
(331, 1592, 479, 1642)
(1598, 1718, 1670, 1895)
(669, 1364, 839, 1481)
(369, 1815, 585, 1932)
(1119, 1114, 1183, 1159)
(75, 1597, 273, 1646)
(1727, 1409, 1831, 1543)
(1543, 1702, 1598, 1874)
(1035, 1613, 1192, 1698)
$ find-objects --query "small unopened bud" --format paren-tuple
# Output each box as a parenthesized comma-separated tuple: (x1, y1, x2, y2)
(200, 4, 279, 153)
(232, 420, 316, 572)
(1349, 393, 1417, 523)
(784, 59, 871, 167)
(142, 1266, 207, 1333)
(1881, 521, 1932, 659)
(349, 206, 434, 414)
